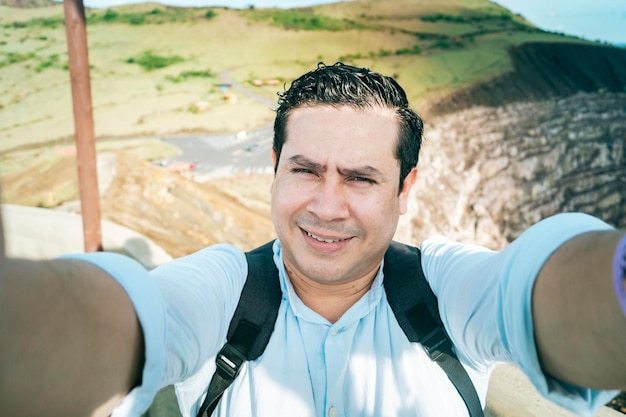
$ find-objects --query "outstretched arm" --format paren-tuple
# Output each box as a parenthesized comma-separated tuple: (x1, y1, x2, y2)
(0, 256, 144, 417)
(533, 230, 626, 390)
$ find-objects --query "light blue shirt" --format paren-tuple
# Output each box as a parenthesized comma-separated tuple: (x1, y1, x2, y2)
(69, 213, 618, 417)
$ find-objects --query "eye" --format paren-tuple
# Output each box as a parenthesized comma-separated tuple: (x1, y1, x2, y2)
(350, 176, 375, 184)
(292, 168, 315, 175)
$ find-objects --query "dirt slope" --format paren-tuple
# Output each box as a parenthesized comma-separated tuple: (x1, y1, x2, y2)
(100, 152, 276, 258)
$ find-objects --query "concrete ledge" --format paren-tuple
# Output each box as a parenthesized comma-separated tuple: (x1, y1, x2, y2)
(486, 365, 621, 417)
(2, 204, 172, 269)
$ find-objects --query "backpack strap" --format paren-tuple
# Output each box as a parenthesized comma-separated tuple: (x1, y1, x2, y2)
(196, 241, 281, 417)
(383, 241, 484, 417)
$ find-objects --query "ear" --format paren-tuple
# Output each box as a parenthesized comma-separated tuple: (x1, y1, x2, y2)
(270, 149, 277, 193)
(398, 168, 418, 215)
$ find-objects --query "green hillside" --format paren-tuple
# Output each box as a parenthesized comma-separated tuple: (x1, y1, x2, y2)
(0, 0, 593, 155)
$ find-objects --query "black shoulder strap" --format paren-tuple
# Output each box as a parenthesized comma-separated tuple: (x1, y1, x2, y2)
(197, 241, 281, 417)
(383, 241, 484, 417)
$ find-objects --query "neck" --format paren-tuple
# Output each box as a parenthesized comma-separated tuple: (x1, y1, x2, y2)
(286, 265, 378, 323)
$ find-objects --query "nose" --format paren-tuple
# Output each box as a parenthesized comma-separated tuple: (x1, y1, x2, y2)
(307, 179, 350, 222)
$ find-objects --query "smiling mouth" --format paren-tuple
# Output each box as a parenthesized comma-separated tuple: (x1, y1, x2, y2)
(304, 230, 350, 244)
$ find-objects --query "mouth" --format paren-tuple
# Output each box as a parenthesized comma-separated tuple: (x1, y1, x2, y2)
(304, 230, 350, 243)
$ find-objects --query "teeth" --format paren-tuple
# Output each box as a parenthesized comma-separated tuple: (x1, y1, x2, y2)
(306, 231, 343, 243)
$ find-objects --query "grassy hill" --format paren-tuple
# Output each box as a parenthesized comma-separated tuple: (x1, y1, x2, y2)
(0, 0, 590, 155)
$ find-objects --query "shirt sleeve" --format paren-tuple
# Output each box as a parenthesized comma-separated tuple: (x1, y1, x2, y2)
(63, 243, 248, 417)
(420, 212, 618, 416)
(149, 244, 248, 386)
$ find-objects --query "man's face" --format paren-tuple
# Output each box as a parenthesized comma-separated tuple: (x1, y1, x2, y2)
(271, 105, 417, 286)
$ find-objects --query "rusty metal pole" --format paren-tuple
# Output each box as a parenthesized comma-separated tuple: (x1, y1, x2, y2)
(63, 0, 102, 252)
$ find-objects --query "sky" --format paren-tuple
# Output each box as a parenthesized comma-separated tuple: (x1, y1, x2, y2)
(77, 0, 626, 46)
(493, 0, 625, 46)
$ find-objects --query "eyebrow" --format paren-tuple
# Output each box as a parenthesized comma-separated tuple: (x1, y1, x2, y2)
(288, 155, 325, 172)
(287, 154, 387, 180)
(338, 165, 386, 180)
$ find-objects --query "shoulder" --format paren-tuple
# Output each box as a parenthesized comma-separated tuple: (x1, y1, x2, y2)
(151, 243, 248, 284)
(419, 235, 494, 289)
(420, 213, 613, 279)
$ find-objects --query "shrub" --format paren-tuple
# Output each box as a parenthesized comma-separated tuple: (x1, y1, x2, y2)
(166, 69, 215, 83)
(5, 16, 63, 29)
(34, 16, 63, 28)
(88, 7, 195, 25)
(128, 14, 146, 25)
(247, 9, 364, 31)
(3, 52, 35, 66)
(180, 69, 214, 78)
(421, 11, 515, 25)
(8, 21, 27, 29)
(126, 50, 184, 71)
(103, 9, 118, 22)
(338, 52, 363, 61)
(433, 39, 451, 49)
(35, 54, 59, 72)
(395, 45, 421, 55)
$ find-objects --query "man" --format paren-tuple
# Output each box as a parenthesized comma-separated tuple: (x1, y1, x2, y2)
(1, 62, 625, 417)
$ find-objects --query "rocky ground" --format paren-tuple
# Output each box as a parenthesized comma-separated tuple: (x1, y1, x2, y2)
(406, 90, 626, 251)
(99, 154, 276, 258)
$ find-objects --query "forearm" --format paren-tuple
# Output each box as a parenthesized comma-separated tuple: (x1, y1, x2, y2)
(0, 258, 144, 417)
(533, 230, 626, 390)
